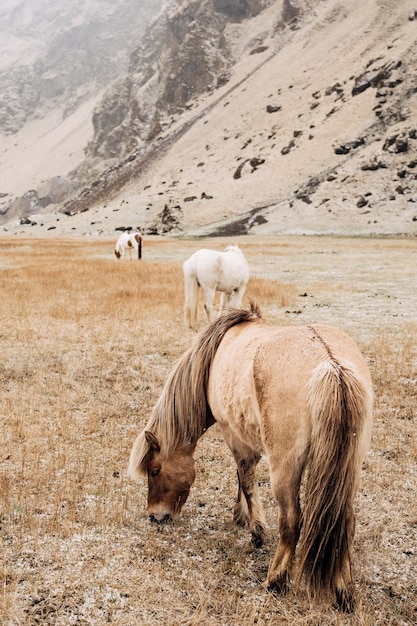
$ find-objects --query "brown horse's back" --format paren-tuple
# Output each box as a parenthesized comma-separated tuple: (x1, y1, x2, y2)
(208, 320, 371, 457)
(259, 323, 371, 456)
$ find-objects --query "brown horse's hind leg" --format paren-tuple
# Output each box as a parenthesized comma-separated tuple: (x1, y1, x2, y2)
(266, 469, 302, 594)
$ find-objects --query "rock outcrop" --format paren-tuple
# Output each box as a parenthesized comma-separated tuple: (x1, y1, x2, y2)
(0, 0, 164, 135)
(84, 0, 270, 163)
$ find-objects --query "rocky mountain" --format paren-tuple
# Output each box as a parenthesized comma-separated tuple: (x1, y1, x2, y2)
(2, 0, 417, 237)
(0, 0, 164, 134)
(75, 0, 271, 174)
(0, 0, 164, 219)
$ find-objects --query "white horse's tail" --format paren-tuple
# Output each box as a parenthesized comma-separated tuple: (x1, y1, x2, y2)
(183, 259, 200, 328)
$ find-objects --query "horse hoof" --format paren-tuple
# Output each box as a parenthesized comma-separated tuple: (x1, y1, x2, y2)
(149, 513, 172, 525)
(264, 578, 290, 595)
(250, 535, 263, 548)
(335, 589, 355, 613)
(250, 532, 264, 548)
(250, 523, 265, 548)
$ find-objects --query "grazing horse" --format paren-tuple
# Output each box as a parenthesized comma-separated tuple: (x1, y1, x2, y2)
(128, 303, 373, 612)
(182, 245, 249, 328)
(114, 232, 142, 259)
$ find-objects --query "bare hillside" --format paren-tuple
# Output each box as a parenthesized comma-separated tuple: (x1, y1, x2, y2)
(0, 0, 163, 204)
(2, 0, 417, 237)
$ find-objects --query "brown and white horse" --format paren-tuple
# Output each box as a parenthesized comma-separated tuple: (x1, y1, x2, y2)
(114, 232, 142, 259)
(128, 303, 373, 611)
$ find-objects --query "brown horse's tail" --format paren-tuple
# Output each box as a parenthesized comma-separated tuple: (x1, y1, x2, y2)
(296, 360, 372, 611)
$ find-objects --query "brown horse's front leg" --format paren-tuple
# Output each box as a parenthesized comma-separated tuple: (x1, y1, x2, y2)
(219, 426, 266, 547)
(233, 473, 249, 527)
(236, 456, 266, 548)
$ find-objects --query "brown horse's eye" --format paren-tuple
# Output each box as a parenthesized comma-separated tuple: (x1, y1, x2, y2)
(150, 468, 161, 477)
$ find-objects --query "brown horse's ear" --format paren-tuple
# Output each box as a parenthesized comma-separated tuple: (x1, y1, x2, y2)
(145, 431, 160, 452)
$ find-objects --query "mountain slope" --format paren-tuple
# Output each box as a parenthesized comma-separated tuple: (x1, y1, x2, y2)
(0, 0, 164, 211)
(0, 0, 164, 134)
(3, 0, 417, 236)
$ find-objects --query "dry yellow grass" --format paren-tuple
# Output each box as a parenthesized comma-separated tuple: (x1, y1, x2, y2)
(0, 235, 416, 625)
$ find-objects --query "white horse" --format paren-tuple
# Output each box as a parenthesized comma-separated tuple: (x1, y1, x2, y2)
(183, 245, 249, 329)
(114, 232, 142, 259)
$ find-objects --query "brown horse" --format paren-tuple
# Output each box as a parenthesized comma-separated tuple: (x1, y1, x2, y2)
(128, 303, 373, 611)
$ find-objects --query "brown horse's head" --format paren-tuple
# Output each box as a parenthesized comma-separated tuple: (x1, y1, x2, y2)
(144, 431, 196, 523)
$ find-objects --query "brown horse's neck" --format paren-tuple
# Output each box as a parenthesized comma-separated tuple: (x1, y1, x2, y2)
(150, 305, 260, 459)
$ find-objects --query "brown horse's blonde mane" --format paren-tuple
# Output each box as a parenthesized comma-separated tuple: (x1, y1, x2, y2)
(131, 302, 261, 477)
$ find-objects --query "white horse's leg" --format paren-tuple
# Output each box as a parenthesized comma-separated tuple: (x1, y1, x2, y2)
(203, 287, 216, 322)
(221, 291, 238, 312)
(228, 286, 245, 310)
(183, 261, 200, 329)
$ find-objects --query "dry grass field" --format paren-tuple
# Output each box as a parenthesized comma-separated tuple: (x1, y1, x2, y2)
(1, 235, 416, 625)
